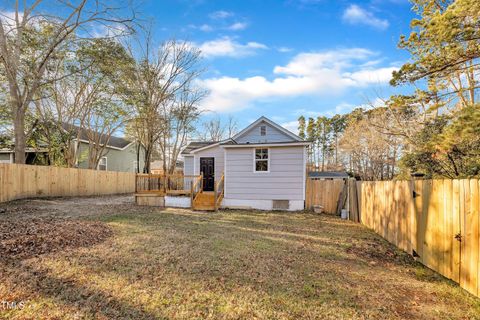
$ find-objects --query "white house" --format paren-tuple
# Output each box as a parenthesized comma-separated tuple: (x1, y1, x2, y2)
(182, 116, 310, 211)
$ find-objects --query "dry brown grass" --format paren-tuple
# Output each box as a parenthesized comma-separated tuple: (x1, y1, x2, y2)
(0, 196, 479, 319)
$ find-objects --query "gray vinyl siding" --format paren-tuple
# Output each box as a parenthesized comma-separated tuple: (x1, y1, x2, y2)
(235, 121, 296, 144)
(225, 146, 305, 200)
(193, 145, 224, 182)
(77, 141, 145, 172)
(183, 156, 194, 175)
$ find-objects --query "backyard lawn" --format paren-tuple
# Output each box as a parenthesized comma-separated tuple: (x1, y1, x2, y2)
(0, 196, 479, 319)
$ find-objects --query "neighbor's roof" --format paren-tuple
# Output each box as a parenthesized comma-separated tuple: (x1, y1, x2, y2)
(181, 141, 218, 155)
(308, 171, 349, 179)
(150, 159, 184, 169)
(62, 123, 132, 149)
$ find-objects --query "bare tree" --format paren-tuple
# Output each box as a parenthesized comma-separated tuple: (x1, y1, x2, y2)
(82, 101, 129, 169)
(200, 117, 225, 142)
(126, 36, 204, 173)
(159, 86, 204, 174)
(34, 37, 134, 168)
(226, 115, 238, 138)
(340, 109, 402, 180)
(0, 1, 134, 163)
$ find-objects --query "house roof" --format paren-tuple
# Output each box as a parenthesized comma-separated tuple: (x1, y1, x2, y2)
(181, 116, 307, 155)
(308, 171, 349, 179)
(232, 116, 303, 142)
(62, 123, 132, 149)
(181, 141, 218, 155)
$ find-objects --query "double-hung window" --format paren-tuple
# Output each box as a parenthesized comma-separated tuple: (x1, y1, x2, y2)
(254, 148, 269, 172)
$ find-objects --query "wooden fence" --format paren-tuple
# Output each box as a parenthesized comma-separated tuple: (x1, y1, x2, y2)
(358, 179, 479, 297)
(0, 163, 135, 203)
(305, 178, 345, 214)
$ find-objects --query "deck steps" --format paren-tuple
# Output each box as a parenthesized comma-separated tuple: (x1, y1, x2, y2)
(193, 192, 216, 211)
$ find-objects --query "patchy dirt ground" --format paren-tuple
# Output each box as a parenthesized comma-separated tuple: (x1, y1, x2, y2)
(0, 195, 479, 319)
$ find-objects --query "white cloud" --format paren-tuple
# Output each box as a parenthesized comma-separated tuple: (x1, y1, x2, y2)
(89, 24, 130, 38)
(342, 4, 389, 30)
(198, 48, 398, 112)
(196, 37, 268, 58)
(281, 98, 386, 134)
(198, 24, 213, 32)
(277, 47, 293, 53)
(227, 22, 248, 31)
(343, 67, 396, 84)
(209, 10, 234, 20)
(281, 121, 300, 134)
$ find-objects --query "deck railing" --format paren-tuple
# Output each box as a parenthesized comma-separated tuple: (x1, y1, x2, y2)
(136, 174, 201, 195)
(191, 174, 203, 203)
(214, 174, 225, 211)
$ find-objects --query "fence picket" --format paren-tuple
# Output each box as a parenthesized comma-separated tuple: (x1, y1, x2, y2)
(354, 178, 480, 298)
(0, 164, 135, 203)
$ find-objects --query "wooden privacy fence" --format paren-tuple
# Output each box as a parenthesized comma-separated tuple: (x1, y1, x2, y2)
(305, 178, 345, 214)
(358, 179, 480, 297)
(0, 163, 135, 203)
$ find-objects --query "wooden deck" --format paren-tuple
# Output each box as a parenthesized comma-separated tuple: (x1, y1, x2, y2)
(136, 173, 224, 211)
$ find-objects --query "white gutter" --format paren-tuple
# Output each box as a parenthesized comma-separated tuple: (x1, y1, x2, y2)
(222, 142, 311, 148)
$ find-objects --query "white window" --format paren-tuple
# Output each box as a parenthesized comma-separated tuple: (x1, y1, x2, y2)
(254, 148, 269, 172)
(0, 153, 14, 163)
(260, 125, 266, 136)
(98, 157, 107, 171)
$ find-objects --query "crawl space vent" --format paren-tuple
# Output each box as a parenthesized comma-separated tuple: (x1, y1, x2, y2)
(272, 200, 289, 210)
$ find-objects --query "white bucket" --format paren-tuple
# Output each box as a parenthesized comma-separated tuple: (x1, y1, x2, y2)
(341, 209, 348, 220)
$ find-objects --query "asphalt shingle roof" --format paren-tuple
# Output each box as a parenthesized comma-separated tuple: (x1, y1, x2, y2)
(181, 141, 218, 155)
(62, 123, 132, 149)
(308, 171, 349, 179)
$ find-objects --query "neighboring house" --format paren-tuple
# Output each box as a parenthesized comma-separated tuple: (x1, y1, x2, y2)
(308, 171, 349, 180)
(150, 159, 184, 175)
(0, 148, 49, 164)
(182, 116, 310, 211)
(0, 125, 145, 173)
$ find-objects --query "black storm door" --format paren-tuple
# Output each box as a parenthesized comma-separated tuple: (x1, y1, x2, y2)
(200, 157, 215, 191)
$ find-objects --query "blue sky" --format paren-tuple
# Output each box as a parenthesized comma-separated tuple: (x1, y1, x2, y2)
(140, 0, 416, 131)
(1, 0, 417, 133)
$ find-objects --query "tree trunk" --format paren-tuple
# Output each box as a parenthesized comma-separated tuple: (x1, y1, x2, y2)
(13, 107, 26, 164)
(143, 145, 152, 173)
(136, 142, 141, 173)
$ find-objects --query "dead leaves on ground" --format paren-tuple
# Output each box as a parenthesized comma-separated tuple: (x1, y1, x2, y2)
(0, 218, 112, 260)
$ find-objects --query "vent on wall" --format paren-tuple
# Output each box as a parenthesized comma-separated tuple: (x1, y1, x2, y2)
(260, 125, 266, 136)
(272, 200, 289, 210)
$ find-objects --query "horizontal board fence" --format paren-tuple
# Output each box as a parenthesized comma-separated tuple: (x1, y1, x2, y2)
(0, 163, 135, 203)
(356, 179, 479, 297)
(305, 178, 345, 214)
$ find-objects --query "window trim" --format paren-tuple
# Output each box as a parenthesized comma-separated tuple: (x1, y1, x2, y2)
(98, 156, 108, 171)
(253, 148, 270, 173)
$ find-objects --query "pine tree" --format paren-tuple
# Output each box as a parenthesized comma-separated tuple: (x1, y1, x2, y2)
(298, 116, 306, 140)
(306, 117, 316, 164)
